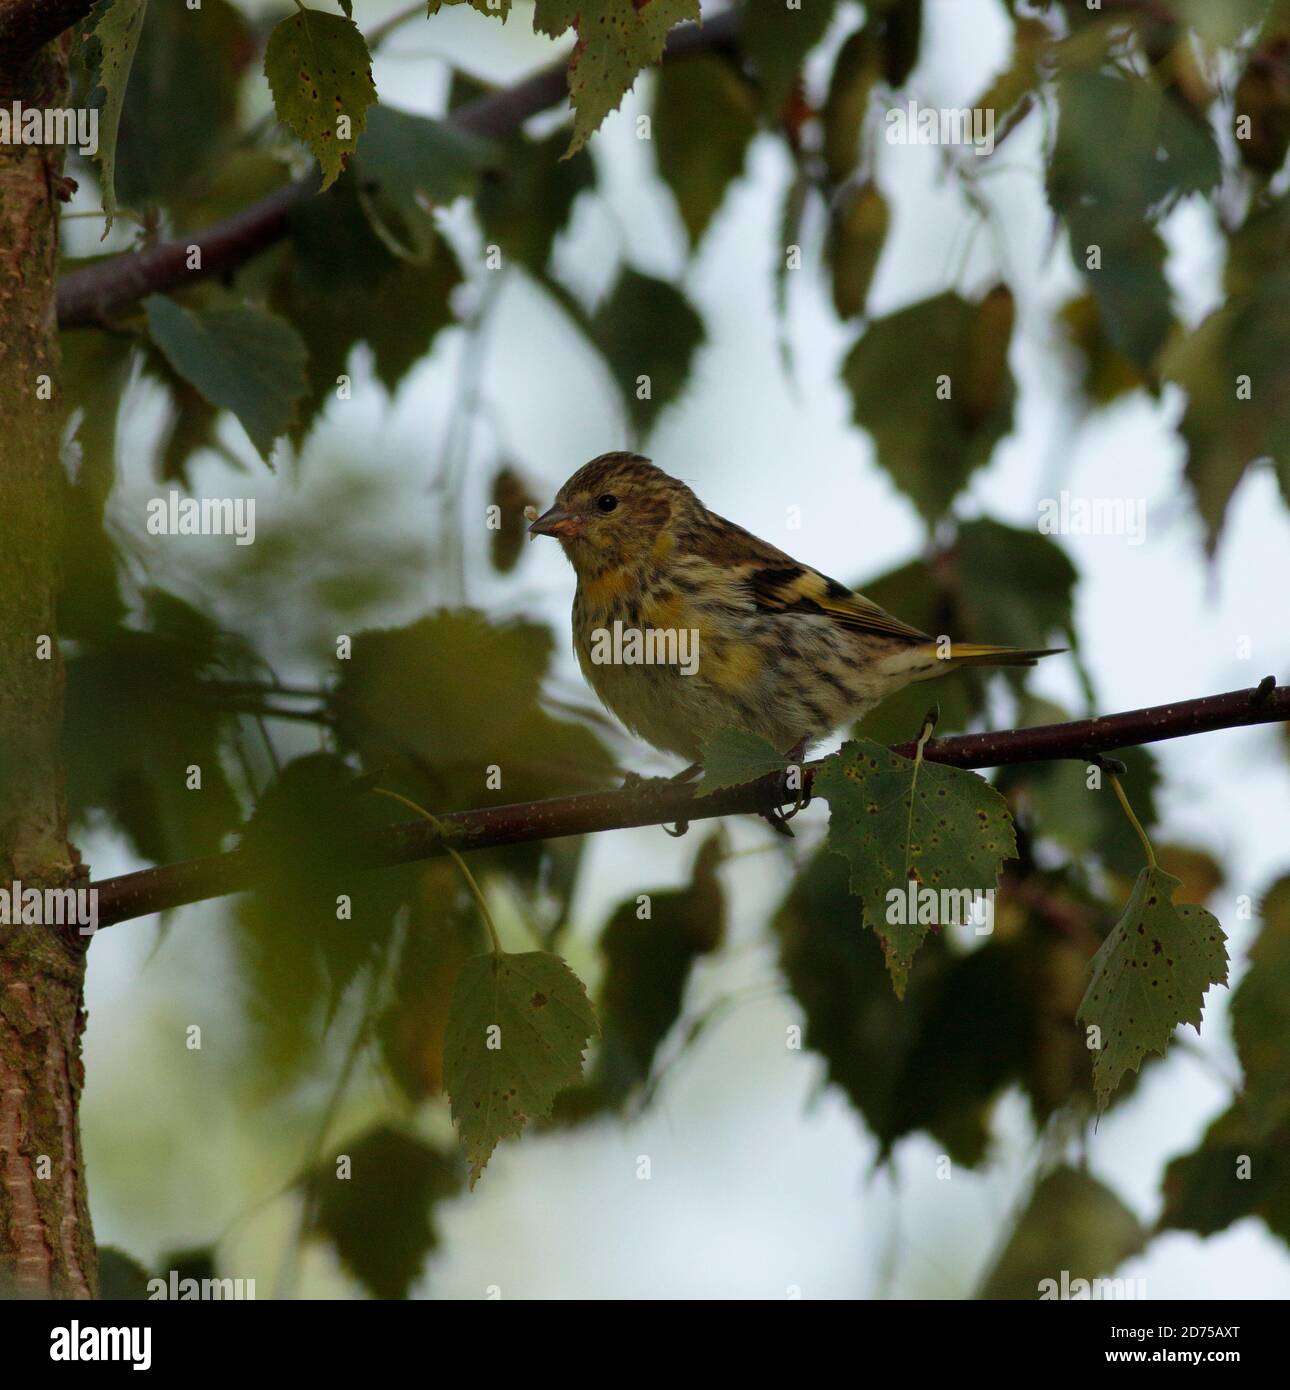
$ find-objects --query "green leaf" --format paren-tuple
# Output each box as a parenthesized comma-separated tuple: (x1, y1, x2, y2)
(144, 296, 309, 460)
(63, 594, 242, 864)
(699, 727, 788, 792)
(590, 269, 705, 436)
(279, 173, 463, 439)
(743, 0, 839, 115)
(533, 0, 700, 156)
(1160, 274, 1290, 554)
(1077, 866, 1228, 1109)
(478, 130, 595, 272)
(953, 518, 1079, 654)
(816, 738, 1017, 997)
(774, 846, 1091, 1165)
(822, 25, 882, 183)
(1060, 293, 1147, 406)
(263, 8, 377, 191)
(234, 753, 408, 1050)
(978, 1167, 1146, 1299)
(82, 0, 150, 233)
(304, 1126, 462, 1299)
(1047, 65, 1219, 369)
(969, 15, 1050, 150)
(559, 832, 725, 1120)
(655, 54, 757, 246)
(427, 0, 512, 17)
(115, 0, 250, 209)
(1230, 876, 1290, 1135)
(1160, 1104, 1290, 1247)
(843, 288, 1016, 525)
(828, 180, 888, 320)
(355, 104, 499, 256)
(444, 951, 598, 1186)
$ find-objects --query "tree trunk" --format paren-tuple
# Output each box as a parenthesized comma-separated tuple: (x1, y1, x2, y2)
(0, 28, 96, 1299)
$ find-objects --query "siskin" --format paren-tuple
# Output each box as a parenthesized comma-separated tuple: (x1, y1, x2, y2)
(530, 453, 1061, 767)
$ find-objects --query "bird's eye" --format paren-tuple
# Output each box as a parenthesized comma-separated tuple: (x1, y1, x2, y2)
(596, 494, 618, 513)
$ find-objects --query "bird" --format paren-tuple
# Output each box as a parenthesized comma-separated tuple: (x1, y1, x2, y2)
(528, 453, 1061, 771)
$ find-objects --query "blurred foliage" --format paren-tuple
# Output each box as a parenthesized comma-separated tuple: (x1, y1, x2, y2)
(41, 0, 1290, 1296)
(303, 1126, 463, 1298)
(978, 1167, 1146, 1298)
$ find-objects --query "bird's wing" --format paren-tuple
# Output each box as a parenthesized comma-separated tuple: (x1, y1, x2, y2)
(745, 562, 932, 643)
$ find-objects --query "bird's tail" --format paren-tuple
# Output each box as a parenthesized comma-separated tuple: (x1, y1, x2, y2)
(932, 642, 1066, 669)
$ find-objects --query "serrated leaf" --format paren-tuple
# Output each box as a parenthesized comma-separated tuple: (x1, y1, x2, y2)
(743, 0, 839, 115)
(843, 289, 1015, 525)
(264, 8, 376, 191)
(817, 738, 1017, 997)
(444, 951, 598, 1186)
(144, 296, 309, 460)
(699, 727, 788, 792)
(1077, 866, 1228, 1108)
(533, 0, 700, 157)
(83, 0, 150, 234)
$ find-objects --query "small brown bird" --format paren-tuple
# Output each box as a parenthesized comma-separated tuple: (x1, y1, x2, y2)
(530, 453, 1060, 765)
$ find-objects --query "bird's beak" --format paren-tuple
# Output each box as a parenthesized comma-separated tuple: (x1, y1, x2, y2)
(528, 506, 582, 540)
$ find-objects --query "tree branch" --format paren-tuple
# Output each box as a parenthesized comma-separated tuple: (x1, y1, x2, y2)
(55, 7, 743, 328)
(87, 680, 1289, 932)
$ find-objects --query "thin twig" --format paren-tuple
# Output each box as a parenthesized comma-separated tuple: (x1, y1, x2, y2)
(84, 681, 1290, 932)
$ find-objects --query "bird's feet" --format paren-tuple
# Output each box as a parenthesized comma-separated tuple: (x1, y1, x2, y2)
(758, 738, 812, 838)
(619, 764, 701, 837)
(621, 762, 703, 791)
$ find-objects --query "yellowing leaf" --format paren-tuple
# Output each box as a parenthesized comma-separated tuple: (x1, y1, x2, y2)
(816, 738, 1017, 997)
(264, 8, 376, 190)
(828, 180, 889, 320)
(444, 951, 598, 1186)
(1077, 866, 1228, 1109)
(534, 0, 701, 157)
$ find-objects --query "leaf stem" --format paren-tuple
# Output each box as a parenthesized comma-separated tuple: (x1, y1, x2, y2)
(369, 787, 504, 956)
(1109, 772, 1156, 869)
